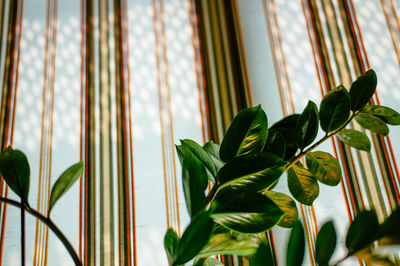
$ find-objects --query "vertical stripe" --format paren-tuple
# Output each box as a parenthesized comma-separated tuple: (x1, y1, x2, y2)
(81, 0, 96, 264)
(33, 0, 58, 265)
(113, 0, 136, 264)
(152, 0, 181, 236)
(98, 0, 115, 264)
(0, 0, 23, 263)
(122, 0, 137, 263)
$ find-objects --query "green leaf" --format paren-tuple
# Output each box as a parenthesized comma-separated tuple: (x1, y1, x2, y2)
(361, 105, 400, 125)
(220, 105, 268, 162)
(49, 161, 84, 213)
(337, 129, 371, 152)
(270, 114, 300, 160)
(315, 221, 336, 265)
(0, 147, 30, 201)
(319, 85, 351, 132)
(164, 228, 179, 265)
(182, 153, 208, 217)
(286, 221, 305, 266)
(175, 210, 214, 265)
(355, 113, 389, 136)
(210, 188, 284, 234)
(287, 163, 319, 206)
(263, 129, 286, 158)
(349, 69, 377, 111)
(265, 191, 298, 228)
(306, 151, 342, 186)
(346, 210, 379, 255)
(178, 140, 223, 183)
(250, 241, 275, 266)
(199, 230, 260, 257)
(194, 257, 223, 266)
(377, 208, 400, 239)
(217, 153, 287, 192)
(203, 141, 221, 159)
(296, 101, 319, 149)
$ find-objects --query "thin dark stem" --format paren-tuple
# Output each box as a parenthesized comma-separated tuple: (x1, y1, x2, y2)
(205, 184, 219, 206)
(284, 113, 357, 172)
(0, 197, 82, 266)
(21, 199, 25, 266)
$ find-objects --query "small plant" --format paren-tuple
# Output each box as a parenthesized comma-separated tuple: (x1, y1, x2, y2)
(164, 69, 400, 265)
(0, 147, 83, 266)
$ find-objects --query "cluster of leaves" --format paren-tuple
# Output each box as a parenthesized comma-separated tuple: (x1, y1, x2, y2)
(0, 147, 83, 265)
(164, 69, 400, 265)
(251, 208, 400, 266)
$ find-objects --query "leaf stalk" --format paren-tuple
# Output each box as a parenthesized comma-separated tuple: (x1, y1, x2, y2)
(0, 197, 82, 266)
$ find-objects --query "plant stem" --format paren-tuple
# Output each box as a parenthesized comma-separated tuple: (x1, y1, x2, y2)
(21, 199, 25, 266)
(0, 197, 82, 266)
(205, 184, 219, 206)
(284, 113, 357, 172)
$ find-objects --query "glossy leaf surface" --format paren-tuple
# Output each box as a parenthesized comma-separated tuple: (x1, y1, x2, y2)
(265, 191, 298, 228)
(296, 100, 319, 149)
(346, 210, 379, 255)
(286, 221, 305, 266)
(220, 106, 268, 162)
(355, 113, 389, 136)
(349, 69, 377, 111)
(178, 139, 223, 181)
(270, 114, 300, 160)
(337, 129, 371, 152)
(316, 221, 336, 265)
(0, 147, 30, 201)
(217, 153, 287, 192)
(306, 151, 342, 186)
(203, 141, 221, 160)
(182, 153, 208, 217)
(361, 105, 400, 125)
(319, 86, 351, 132)
(49, 161, 84, 213)
(210, 188, 284, 233)
(263, 129, 286, 158)
(175, 211, 214, 265)
(164, 228, 179, 265)
(199, 230, 259, 257)
(287, 163, 319, 206)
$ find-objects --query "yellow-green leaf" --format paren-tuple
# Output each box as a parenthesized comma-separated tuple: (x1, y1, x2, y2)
(337, 129, 371, 152)
(265, 191, 298, 228)
(199, 231, 259, 257)
(355, 113, 389, 136)
(306, 151, 342, 186)
(361, 105, 400, 125)
(287, 163, 319, 206)
(49, 161, 83, 213)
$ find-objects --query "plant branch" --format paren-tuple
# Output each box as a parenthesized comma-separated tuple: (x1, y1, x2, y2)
(284, 113, 357, 172)
(0, 197, 82, 266)
(21, 199, 25, 266)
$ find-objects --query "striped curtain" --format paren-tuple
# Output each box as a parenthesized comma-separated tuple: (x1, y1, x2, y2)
(0, 0, 399, 265)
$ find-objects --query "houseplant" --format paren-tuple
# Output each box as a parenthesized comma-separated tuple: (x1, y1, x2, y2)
(164, 69, 400, 265)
